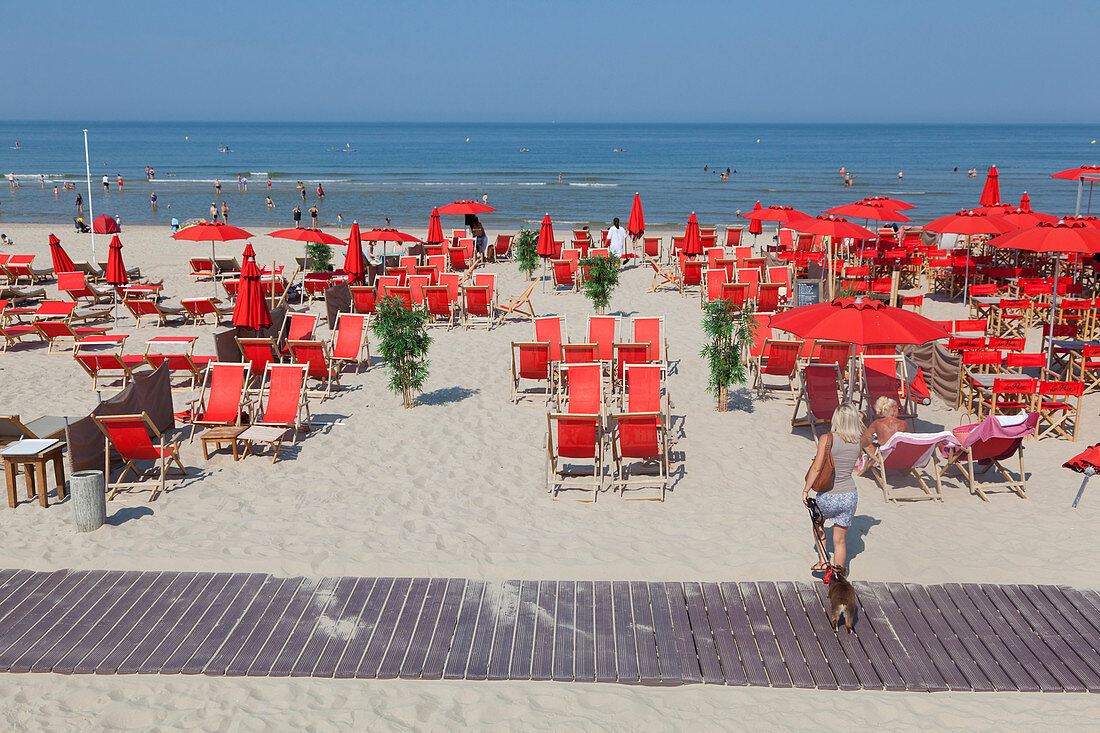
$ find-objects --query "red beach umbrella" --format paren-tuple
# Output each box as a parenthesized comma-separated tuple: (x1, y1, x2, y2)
(747, 201, 763, 236)
(172, 221, 254, 295)
(242, 243, 256, 259)
(47, 234, 77, 274)
(682, 212, 703, 257)
(998, 208, 1059, 228)
(93, 215, 120, 234)
(104, 235, 128, 286)
(344, 222, 366, 286)
(979, 165, 1000, 206)
(786, 215, 876, 240)
(988, 221, 1100, 368)
(426, 208, 445, 244)
(1052, 164, 1100, 216)
(743, 204, 810, 224)
(437, 200, 496, 216)
(1063, 215, 1100, 229)
(536, 214, 556, 257)
(359, 228, 421, 243)
(826, 200, 911, 222)
(233, 253, 272, 331)
(859, 196, 915, 211)
(924, 209, 1015, 236)
(266, 227, 346, 246)
(628, 193, 645, 239)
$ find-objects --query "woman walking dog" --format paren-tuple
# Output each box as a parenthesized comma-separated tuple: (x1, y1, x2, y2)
(803, 403, 864, 573)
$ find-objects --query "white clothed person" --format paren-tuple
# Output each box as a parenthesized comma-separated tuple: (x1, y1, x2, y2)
(607, 224, 628, 257)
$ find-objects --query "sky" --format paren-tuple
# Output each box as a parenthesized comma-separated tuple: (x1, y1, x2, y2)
(5, 0, 1099, 122)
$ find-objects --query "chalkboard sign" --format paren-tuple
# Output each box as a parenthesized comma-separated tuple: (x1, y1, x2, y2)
(795, 280, 821, 308)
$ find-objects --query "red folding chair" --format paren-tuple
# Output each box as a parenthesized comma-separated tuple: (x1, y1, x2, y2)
(534, 316, 566, 362)
(610, 412, 669, 501)
(792, 364, 843, 438)
(330, 312, 370, 373)
(288, 339, 341, 400)
(188, 362, 252, 442)
(511, 341, 553, 404)
(92, 412, 187, 501)
(546, 413, 603, 501)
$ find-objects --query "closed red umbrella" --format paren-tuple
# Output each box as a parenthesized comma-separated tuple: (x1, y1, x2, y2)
(172, 221, 254, 296)
(682, 212, 703, 257)
(426, 208, 445, 244)
(47, 234, 77, 274)
(437, 200, 496, 216)
(627, 193, 645, 239)
(344, 223, 366, 286)
(536, 214, 555, 257)
(826, 200, 911, 222)
(1019, 192, 1032, 212)
(233, 251, 272, 331)
(988, 221, 1100, 368)
(747, 201, 763, 236)
(93, 215, 120, 234)
(979, 165, 1000, 206)
(104, 235, 128, 286)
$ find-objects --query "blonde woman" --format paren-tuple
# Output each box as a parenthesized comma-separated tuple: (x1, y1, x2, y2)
(803, 403, 864, 573)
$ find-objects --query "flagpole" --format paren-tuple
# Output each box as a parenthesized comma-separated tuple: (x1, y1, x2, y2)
(83, 129, 96, 260)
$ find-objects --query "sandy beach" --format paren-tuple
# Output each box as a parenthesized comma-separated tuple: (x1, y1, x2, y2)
(0, 221, 1098, 730)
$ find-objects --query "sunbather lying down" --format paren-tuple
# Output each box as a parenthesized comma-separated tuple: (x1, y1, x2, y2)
(861, 396, 907, 455)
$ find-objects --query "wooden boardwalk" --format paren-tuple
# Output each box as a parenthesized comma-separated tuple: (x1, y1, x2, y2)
(0, 569, 1098, 691)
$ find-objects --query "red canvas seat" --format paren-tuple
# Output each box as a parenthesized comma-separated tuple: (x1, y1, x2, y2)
(462, 285, 494, 330)
(551, 260, 576, 292)
(534, 316, 566, 362)
(511, 341, 553, 403)
(943, 413, 1038, 500)
(792, 364, 843, 439)
(546, 413, 603, 501)
(587, 315, 618, 365)
(124, 298, 184, 328)
(92, 412, 187, 501)
(610, 412, 669, 501)
(144, 337, 214, 390)
(254, 363, 312, 448)
(645, 255, 681, 293)
(704, 268, 728, 304)
(423, 285, 456, 328)
(34, 319, 110, 354)
(73, 335, 144, 389)
(188, 362, 251, 441)
(350, 286, 376, 316)
(181, 297, 233, 325)
(559, 362, 603, 415)
(288, 339, 341, 399)
(1036, 380, 1083, 441)
(329, 312, 370, 373)
(631, 316, 668, 367)
(753, 339, 803, 394)
(236, 337, 280, 385)
(623, 363, 672, 429)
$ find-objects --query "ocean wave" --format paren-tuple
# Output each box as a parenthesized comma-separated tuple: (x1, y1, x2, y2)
(567, 182, 619, 188)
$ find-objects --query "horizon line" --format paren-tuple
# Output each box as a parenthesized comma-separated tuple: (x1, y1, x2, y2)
(0, 120, 1096, 126)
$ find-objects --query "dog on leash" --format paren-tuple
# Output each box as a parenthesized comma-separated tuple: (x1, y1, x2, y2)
(828, 565, 857, 633)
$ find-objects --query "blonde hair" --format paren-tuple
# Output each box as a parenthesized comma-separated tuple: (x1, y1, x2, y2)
(831, 403, 864, 443)
(874, 396, 899, 417)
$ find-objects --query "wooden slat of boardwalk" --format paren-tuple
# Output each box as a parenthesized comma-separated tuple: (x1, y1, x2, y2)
(1, 570, 1098, 693)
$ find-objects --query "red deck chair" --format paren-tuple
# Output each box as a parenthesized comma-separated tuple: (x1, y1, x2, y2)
(559, 362, 603, 415)
(123, 298, 184, 328)
(943, 413, 1038, 500)
(438, 272, 461, 305)
(330, 312, 370, 373)
(857, 430, 955, 503)
(611, 412, 669, 501)
(279, 312, 319, 354)
(792, 364, 843, 438)
(704, 268, 728, 304)
(221, 278, 240, 300)
(719, 282, 750, 311)
(497, 281, 537, 326)
(1078, 344, 1100, 392)
(678, 255, 704, 296)
(756, 283, 783, 314)
(959, 349, 1003, 416)
(706, 247, 726, 270)
(424, 285, 456, 328)
(34, 318, 110, 354)
(737, 267, 760, 301)
(511, 341, 553, 404)
(767, 266, 792, 292)
(92, 412, 187, 501)
(1036, 380, 1083, 441)
(624, 363, 672, 429)
(350, 286, 377, 317)
(462, 285, 494, 330)
(407, 274, 431, 306)
(546, 413, 603, 501)
(492, 234, 512, 261)
(561, 343, 599, 365)
(254, 363, 312, 447)
(612, 342, 650, 399)
(551, 260, 576, 293)
(375, 274, 401, 293)
(448, 245, 473, 271)
(303, 273, 332, 304)
(73, 335, 144, 389)
(861, 354, 917, 422)
(181, 297, 233, 325)
(236, 337, 280, 386)
(534, 316, 566, 362)
(631, 316, 668, 367)
(189, 258, 216, 281)
(643, 237, 661, 260)
(645, 255, 681, 293)
(385, 286, 414, 310)
(144, 336, 214, 390)
(415, 265, 439, 285)
(587, 315, 618, 364)
(714, 258, 737, 281)
(954, 319, 988, 336)
(288, 339, 341, 399)
(57, 271, 113, 306)
(187, 362, 252, 441)
(746, 313, 772, 364)
(725, 227, 743, 248)
(753, 339, 803, 394)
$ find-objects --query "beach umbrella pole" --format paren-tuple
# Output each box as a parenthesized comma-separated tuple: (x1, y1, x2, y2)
(1076, 179, 1084, 217)
(1046, 258, 1062, 373)
(211, 241, 218, 297)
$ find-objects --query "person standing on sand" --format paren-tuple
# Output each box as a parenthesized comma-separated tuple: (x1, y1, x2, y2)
(75, 192, 83, 214)
(309, 204, 319, 228)
(221, 201, 230, 223)
(803, 403, 863, 574)
(293, 204, 302, 228)
(606, 217, 628, 259)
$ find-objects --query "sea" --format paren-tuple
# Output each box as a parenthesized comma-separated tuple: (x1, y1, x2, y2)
(0, 122, 1095, 232)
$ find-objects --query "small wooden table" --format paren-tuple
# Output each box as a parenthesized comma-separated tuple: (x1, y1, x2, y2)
(3, 439, 66, 508)
(239, 426, 288, 464)
(199, 426, 246, 461)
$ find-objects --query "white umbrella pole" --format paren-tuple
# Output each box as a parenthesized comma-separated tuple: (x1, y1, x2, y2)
(211, 241, 217, 297)
(1046, 258, 1062, 373)
(83, 129, 96, 261)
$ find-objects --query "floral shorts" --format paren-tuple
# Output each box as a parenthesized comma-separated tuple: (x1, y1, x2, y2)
(816, 491, 857, 528)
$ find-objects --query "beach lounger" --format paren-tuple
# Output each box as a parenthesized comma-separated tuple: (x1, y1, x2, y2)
(350, 286, 376, 317)
(631, 316, 669, 368)
(407, 274, 431, 306)
(462, 285, 494, 330)
(678, 256, 704, 297)
(496, 281, 536, 325)
(189, 258, 216, 281)
(551, 260, 577, 293)
(546, 412, 603, 501)
(0, 415, 40, 448)
(424, 285, 457, 328)
(492, 234, 512, 261)
(942, 412, 1038, 501)
(3, 255, 52, 285)
(623, 363, 673, 429)
(558, 361, 603, 415)
(645, 255, 681, 293)
(57, 271, 113, 306)
(187, 362, 252, 442)
(792, 364, 844, 439)
(124, 298, 185, 328)
(534, 315, 566, 363)
(0, 319, 42, 352)
(253, 363, 312, 455)
(0, 285, 46, 306)
(642, 237, 661, 260)
(144, 336, 214, 390)
(752, 339, 803, 395)
(34, 318, 111, 354)
(612, 342, 650, 401)
(448, 245, 475, 272)
(73, 334, 144, 389)
(725, 227, 742, 248)
(329, 312, 371, 373)
(288, 339, 341, 399)
(279, 312, 319, 353)
(610, 412, 669, 501)
(93, 412, 187, 501)
(857, 430, 957, 503)
(303, 273, 332, 303)
(587, 315, 619, 365)
(181, 297, 233, 325)
(737, 267, 760, 301)
(704, 268, 728, 305)
(511, 341, 553, 404)
(719, 282, 750, 311)
(236, 337, 281, 386)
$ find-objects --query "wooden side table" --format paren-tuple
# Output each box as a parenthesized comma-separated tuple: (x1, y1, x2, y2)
(2, 439, 66, 508)
(239, 426, 288, 464)
(199, 426, 246, 461)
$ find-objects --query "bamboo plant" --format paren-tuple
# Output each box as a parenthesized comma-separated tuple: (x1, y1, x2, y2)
(700, 300, 756, 412)
(372, 296, 432, 408)
(579, 254, 620, 314)
(513, 227, 540, 280)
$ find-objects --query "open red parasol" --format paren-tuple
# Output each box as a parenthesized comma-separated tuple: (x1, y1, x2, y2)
(770, 296, 949, 346)
(979, 165, 1000, 206)
(858, 196, 915, 211)
(786, 215, 876, 240)
(826, 200, 911, 222)
(742, 204, 810, 223)
(266, 227, 346, 246)
(628, 193, 645, 239)
(924, 209, 1015, 236)
(172, 221, 254, 294)
(437, 200, 496, 216)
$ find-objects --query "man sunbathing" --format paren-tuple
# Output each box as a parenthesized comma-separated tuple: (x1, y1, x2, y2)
(860, 397, 907, 455)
